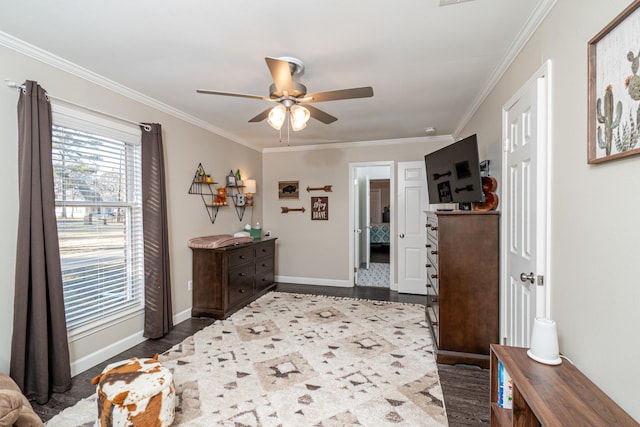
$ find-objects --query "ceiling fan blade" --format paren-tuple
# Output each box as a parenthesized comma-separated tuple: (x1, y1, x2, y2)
(196, 89, 272, 101)
(305, 105, 338, 124)
(248, 108, 272, 123)
(265, 57, 294, 96)
(303, 86, 374, 103)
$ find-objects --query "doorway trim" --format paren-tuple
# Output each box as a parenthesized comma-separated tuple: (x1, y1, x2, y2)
(349, 161, 395, 290)
(500, 60, 552, 344)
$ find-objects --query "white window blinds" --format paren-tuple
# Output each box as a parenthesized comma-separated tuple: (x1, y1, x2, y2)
(51, 107, 144, 333)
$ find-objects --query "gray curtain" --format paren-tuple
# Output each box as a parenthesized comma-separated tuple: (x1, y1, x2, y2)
(11, 81, 71, 403)
(141, 123, 173, 338)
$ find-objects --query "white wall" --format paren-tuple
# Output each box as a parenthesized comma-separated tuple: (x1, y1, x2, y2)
(458, 0, 640, 420)
(263, 138, 450, 286)
(0, 44, 262, 373)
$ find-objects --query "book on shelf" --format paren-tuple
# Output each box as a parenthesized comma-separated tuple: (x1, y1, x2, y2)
(497, 360, 513, 409)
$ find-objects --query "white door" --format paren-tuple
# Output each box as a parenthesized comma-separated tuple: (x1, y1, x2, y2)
(397, 161, 428, 295)
(502, 62, 550, 347)
(359, 175, 371, 269)
(353, 177, 361, 284)
(350, 163, 394, 288)
(370, 189, 382, 224)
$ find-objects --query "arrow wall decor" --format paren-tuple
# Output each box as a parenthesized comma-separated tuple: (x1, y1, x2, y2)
(281, 206, 306, 214)
(306, 185, 332, 192)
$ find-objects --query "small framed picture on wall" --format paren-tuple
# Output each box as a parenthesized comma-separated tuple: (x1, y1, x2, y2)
(311, 196, 328, 220)
(278, 181, 299, 199)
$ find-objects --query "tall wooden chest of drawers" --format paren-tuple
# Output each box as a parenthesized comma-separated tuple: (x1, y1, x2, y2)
(191, 238, 276, 319)
(425, 211, 499, 368)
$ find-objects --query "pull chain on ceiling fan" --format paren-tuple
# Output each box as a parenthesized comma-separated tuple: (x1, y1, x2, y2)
(197, 56, 374, 142)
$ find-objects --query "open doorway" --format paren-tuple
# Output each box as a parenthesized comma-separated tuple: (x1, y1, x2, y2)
(350, 163, 393, 289)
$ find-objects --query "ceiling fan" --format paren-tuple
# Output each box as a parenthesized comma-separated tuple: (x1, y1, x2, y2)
(197, 56, 374, 132)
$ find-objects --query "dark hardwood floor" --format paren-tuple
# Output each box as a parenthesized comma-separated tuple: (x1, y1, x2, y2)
(33, 283, 489, 426)
(370, 243, 390, 263)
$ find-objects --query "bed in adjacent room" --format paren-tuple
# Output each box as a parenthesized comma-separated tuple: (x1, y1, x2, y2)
(370, 223, 390, 244)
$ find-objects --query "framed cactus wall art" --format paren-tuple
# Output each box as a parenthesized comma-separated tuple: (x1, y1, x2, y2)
(588, 0, 640, 164)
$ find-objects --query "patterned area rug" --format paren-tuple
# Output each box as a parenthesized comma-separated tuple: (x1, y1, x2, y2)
(47, 292, 448, 426)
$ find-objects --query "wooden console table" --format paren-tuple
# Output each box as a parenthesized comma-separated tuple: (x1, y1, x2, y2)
(490, 344, 637, 426)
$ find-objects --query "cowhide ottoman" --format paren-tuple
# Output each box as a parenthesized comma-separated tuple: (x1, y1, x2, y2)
(91, 355, 174, 427)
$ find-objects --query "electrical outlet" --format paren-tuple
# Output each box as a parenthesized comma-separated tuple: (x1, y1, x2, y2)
(187, 280, 193, 291)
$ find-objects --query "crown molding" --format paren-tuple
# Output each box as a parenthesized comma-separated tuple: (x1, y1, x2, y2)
(454, 0, 557, 137)
(262, 135, 453, 153)
(0, 31, 263, 153)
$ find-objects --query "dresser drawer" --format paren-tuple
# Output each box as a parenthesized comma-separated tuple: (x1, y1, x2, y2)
(426, 272, 438, 295)
(227, 246, 254, 268)
(255, 256, 274, 292)
(256, 256, 274, 275)
(426, 257, 438, 289)
(426, 216, 438, 240)
(228, 263, 254, 306)
(426, 299, 439, 347)
(426, 248, 438, 271)
(254, 241, 274, 258)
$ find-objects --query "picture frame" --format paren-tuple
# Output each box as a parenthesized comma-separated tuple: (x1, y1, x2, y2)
(278, 181, 299, 199)
(311, 196, 328, 220)
(588, 0, 640, 164)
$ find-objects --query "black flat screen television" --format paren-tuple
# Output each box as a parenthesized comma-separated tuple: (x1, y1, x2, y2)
(424, 134, 484, 205)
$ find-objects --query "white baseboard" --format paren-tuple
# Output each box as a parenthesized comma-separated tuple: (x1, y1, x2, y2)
(70, 307, 194, 376)
(173, 307, 191, 324)
(70, 330, 146, 376)
(276, 275, 352, 288)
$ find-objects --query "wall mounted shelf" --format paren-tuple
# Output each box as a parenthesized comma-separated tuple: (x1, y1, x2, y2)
(226, 184, 246, 221)
(188, 163, 224, 224)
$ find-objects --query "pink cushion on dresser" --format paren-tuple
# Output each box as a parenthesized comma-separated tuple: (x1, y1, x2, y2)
(187, 234, 253, 249)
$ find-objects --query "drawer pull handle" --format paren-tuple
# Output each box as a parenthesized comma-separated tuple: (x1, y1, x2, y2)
(431, 274, 438, 279)
(425, 244, 432, 248)
(431, 226, 438, 231)
(431, 250, 438, 255)
(425, 264, 432, 268)
(262, 249, 267, 253)
(262, 263, 267, 267)
(239, 255, 246, 259)
(239, 288, 245, 293)
(239, 272, 245, 277)
(432, 320, 438, 326)
(426, 283, 432, 288)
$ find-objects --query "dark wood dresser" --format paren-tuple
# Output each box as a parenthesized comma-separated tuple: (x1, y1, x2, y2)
(191, 238, 276, 319)
(425, 211, 499, 368)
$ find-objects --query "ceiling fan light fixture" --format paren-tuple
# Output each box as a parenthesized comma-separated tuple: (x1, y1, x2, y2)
(290, 105, 310, 131)
(267, 104, 286, 130)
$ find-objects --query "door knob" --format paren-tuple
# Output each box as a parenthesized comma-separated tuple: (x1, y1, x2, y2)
(399, 233, 405, 238)
(520, 272, 535, 284)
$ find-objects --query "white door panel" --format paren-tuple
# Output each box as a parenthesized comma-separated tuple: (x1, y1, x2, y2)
(370, 189, 381, 224)
(398, 161, 427, 295)
(353, 177, 360, 284)
(351, 163, 393, 288)
(502, 62, 550, 348)
(356, 175, 371, 269)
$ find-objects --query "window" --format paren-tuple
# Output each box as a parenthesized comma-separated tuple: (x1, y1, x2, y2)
(51, 106, 143, 336)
